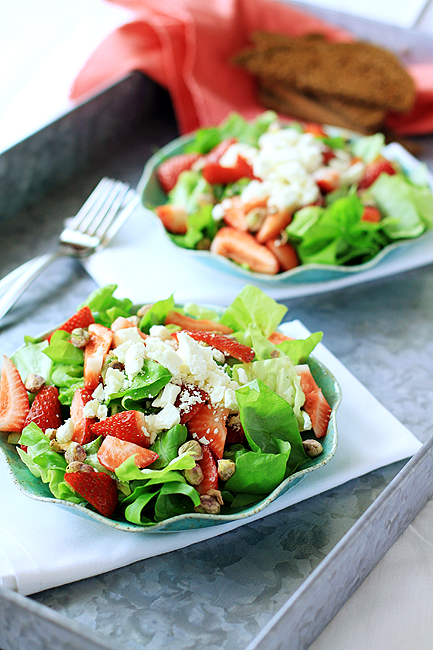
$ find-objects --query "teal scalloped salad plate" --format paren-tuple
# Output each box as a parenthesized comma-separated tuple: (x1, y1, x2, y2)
(0, 355, 341, 533)
(137, 131, 431, 285)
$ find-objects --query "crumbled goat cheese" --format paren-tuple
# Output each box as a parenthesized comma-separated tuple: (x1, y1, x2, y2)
(152, 382, 181, 408)
(56, 418, 74, 444)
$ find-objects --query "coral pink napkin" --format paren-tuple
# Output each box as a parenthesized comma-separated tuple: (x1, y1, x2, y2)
(70, 0, 433, 136)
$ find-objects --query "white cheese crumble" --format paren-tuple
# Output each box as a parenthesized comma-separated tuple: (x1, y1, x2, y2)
(144, 403, 181, 437)
(237, 127, 323, 213)
(144, 337, 183, 378)
(152, 382, 181, 408)
(113, 327, 143, 347)
(104, 367, 127, 399)
(149, 325, 173, 341)
(56, 418, 74, 444)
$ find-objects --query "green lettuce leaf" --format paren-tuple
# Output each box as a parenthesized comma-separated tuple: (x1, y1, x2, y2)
(139, 295, 175, 333)
(221, 285, 287, 341)
(368, 173, 433, 238)
(224, 439, 291, 494)
(149, 424, 188, 469)
(12, 341, 52, 385)
(233, 356, 305, 427)
(18, 423, 81, 502)
(235, 379, 307, 472)
(81, 284, 132, 327)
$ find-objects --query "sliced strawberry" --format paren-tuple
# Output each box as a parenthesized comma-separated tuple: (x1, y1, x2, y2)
(361, 206, 382, 222)
(50, 306, 95, 341)
(202, 155, 256, 185)
(314, 167, 341, 194)
(156, 153, 201, 194)
(265, 239, 299, 271)
(210, 227, 279, 275)
(84, 323, 113, 390)
(256, 210, 293, 244)
(165, 310, 233, 334)
(222, 196, 249, 231)
(205, 138, 237, 164)
(181, 331, 254, 363)
(111, 316, 137, 332)
(358, 156, 396, 190)
(296, 364, 331, 438)
(226, 415, 246, 444)
(97, 435, 159, 472)
(187, 404, 229, 460)
(196, 444, 219, 495)
(90, 410, 151, 447)
(303, 122, 327, 137)
(268, 331, 295, 345)
(175, 384, 208, 424)
(24, 386, 62, 433)
(64, 469, 118, 518)
(155, 204, 188, 234)
(70, 386, 97, 445)
(0, 356, 29, 432)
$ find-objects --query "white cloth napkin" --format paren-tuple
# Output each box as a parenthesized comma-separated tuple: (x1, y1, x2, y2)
(0, 321, 421, 596)
(84, 206, 433, 306)
(291, 0, 428, 29)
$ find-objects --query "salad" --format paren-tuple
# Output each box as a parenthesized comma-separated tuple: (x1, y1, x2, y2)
(150, 111, 433, 275)
(0, 285, 335, 526)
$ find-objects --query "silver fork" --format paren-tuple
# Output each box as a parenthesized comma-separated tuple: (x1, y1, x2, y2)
(0, 178, 140, 321)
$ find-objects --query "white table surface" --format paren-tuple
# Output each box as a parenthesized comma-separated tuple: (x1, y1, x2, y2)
(3, 2, 433, 649)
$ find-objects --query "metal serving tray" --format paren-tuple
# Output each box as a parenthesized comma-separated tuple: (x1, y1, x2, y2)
(1, 6, 433, 650)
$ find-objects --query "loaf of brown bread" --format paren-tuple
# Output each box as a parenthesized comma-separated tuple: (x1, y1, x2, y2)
(233, 32, 416, 133)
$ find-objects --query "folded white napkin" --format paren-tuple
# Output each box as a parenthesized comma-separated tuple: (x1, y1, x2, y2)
(0, 321, 421, 596)
(84, 206, 433, 306)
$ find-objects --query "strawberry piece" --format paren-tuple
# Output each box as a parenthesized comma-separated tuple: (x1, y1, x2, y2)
(222, 196, 249, 231)
(166, 310, 233, 334)
(155, 204, 188, 234)
(196, 444, 219, 495)
(24, 386, 62, 433)
(0, 356, 29, 432)
(64, 469, 118, 518)
(314, 167, 341, 194)
(210, 227, 279, 275)
(181, 331, 254, 363)
(187, 404, 229, 460)
(205, 138, 237, 164)
(361, 206, 382, 222)
(97, 435, 159, 472)
(84, 323, 113, 390)
(70, 387, 97, 445)
(175, 384, 208, 424)
(265, 239, 299, 271)
(303, 122, 327, 137)
(91, 410, 151, 447)
(268, 331, 295, 345)
(156, 153, 201, 194)
(296, 365, 331, 438)
(256, 209, 293, 244)
(202, 155, 256, 185)
(50, 306, 94, 341)
(226, 415, 246, 444)
(358, 156, 396, 190)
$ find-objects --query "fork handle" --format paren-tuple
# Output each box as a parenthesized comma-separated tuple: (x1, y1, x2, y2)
(0, 250, 64, 321)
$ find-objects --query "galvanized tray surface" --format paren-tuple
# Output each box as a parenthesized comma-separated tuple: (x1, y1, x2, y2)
(1, 6, 433, 650)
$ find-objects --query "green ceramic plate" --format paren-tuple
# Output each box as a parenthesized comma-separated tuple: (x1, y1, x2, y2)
(137, 130, 432, 284)
(0, 329, 341, 532)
